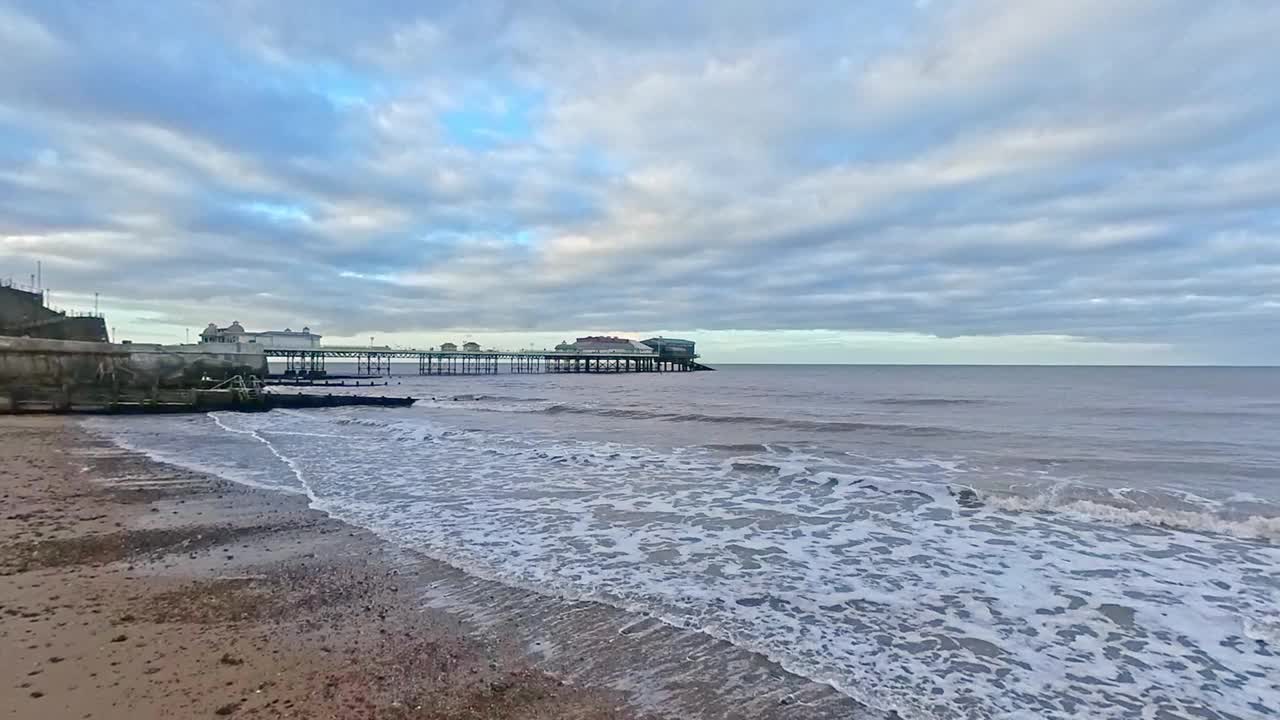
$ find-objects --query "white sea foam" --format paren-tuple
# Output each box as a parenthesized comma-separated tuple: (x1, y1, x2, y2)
(81, 416, 307, 496)
(90, 409, 1280, 720)
(981, 491, 1280, 540)
(206, 413, 324, 506)
(1244, 616, 1280, 646)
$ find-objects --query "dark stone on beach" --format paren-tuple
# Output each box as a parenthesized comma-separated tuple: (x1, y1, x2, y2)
(214, 701, 241, 715)
(219, 653, 243, 666)
(29, 691, 44, 698)
(110, 634, 127, 642)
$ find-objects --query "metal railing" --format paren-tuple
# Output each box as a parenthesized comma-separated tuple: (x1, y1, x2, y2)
(207, 374, 264, 400)
(1, 279, 103, 320)
(0, 278, 40, 293)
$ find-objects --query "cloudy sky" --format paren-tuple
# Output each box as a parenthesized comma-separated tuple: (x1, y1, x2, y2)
(1, 1, 1278, 364)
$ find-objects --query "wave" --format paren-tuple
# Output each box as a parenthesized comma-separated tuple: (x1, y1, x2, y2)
(1243, 615, 1280, 645)
(436, 393, 548, 403)
(80, 418, 308, 497)
(867, 397, 983, 406)
(326, 411, 1280, 541)
(702, 443, 774, 453)
(1093, 406, 1274, 420)
(297, 410, 1280, 541)
(979, 490, 1280, 541)
(540, 404, 966, 436)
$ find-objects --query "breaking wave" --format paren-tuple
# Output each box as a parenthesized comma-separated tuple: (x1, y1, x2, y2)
(979, 491, 1280, 541)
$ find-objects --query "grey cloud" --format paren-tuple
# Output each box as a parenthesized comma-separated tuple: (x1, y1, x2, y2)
(1, 1, 1279, 361)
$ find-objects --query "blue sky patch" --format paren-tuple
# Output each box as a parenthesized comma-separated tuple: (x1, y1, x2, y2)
(440, 87, 545, 150)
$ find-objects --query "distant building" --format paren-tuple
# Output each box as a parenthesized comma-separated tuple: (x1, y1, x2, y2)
(565, 336, 656, 354)
(555, 340, 574, 351)
(641, 337, 696, 359)
(462, 341, 482, 352)
(0, 284, 108, 342)
(439, 342, 458, 352)
(200, 321, 321, 349)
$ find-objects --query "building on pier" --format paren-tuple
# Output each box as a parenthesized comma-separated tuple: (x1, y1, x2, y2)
(200, 321, 321, 349)
(565, 336, 656, 354)
(641, 337, 697, 359)
(439, 342, 458, 352)
(462, 341, 482, 352)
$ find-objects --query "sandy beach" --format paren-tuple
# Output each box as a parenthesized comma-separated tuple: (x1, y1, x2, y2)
(0, 415, 643, 719)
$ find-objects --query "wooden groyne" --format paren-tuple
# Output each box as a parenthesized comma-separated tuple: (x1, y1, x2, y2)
(265, 378, 391, 387)
(267, 373, 385, 381)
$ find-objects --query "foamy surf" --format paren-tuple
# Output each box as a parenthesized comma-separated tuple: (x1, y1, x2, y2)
(86, 405, 1280, 720)
(980, 491, 1280, 541)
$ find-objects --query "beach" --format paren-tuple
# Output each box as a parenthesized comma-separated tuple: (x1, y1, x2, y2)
(0, 415, 643, 719)
(78, 365, 1277, 719)
(5, 365, 1278, 720)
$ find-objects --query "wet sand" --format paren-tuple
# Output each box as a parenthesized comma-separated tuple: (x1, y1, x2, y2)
(0, 415, 641, 719)
(2, 415, 874, 720)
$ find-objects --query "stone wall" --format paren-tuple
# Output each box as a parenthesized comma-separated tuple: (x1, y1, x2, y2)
(9, 316, 110, 342)
(0, 336, 269, 411)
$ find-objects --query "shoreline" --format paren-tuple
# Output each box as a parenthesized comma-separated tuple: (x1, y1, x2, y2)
(1, 415, 646, 719)
(1, 415, 867, 720)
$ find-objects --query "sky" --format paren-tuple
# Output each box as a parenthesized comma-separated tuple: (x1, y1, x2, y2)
(1, 1, 1278, 364)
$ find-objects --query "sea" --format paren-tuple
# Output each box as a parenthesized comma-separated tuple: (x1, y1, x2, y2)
(86, 365, 1280, 719)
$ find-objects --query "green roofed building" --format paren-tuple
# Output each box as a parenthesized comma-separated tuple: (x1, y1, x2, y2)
(640, 337, 696, 360)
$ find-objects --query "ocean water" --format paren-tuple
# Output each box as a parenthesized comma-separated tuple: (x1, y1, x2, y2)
(88, 365, 1280, 719)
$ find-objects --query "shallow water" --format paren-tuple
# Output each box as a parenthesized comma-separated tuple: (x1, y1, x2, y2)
(88, 365, 1280, 719)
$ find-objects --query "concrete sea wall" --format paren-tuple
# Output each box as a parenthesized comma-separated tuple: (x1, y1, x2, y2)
(0, 336, 268, 411)
(7, 316, 110, 342)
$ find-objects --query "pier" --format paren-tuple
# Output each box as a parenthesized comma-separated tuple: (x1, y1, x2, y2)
(267, 347, 714, 378)
(2, 291, 714, 414)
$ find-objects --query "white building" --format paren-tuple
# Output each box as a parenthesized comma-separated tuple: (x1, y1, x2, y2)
(200, 321, 322, 349)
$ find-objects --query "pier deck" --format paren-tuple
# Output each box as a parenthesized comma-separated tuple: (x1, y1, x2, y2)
(267, 348, 712, 377)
